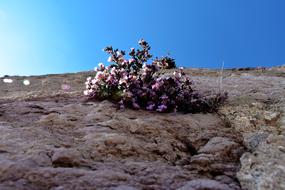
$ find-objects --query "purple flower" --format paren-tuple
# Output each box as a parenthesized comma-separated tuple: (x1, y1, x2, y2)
(156, 104, 167, 112)
(106, 75, 114, 83)
(129, 58, 135, 63)
(96, 71, 104, 80)
(160, 95, 168, 100)
(83, 39, 227, 113)
(151, 82, 160, 90)
(146, 104, 155, 110)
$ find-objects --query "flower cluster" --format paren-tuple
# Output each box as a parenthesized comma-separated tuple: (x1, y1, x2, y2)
(153, 56, 176, 69)
(84, 39, 227, 113)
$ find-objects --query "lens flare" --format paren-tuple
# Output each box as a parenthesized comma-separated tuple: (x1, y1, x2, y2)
(3, 78, 13, 83)
(23, 80, 30, 85)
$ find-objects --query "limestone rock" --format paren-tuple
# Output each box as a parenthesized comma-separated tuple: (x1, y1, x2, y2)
(237, 135, 285, 190)
(0, 68, 284, 189)
(178, 179, 231, 190)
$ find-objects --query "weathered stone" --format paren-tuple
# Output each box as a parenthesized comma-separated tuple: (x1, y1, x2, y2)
(0, 68, 284, 189)
(243, 132, 269, 151)
(110, 185, 139, 190)
(178, 179, 231, 190)
(237, 134, 285, 190)
(51, 148, 83, 167)
(198, 137, 243, 159)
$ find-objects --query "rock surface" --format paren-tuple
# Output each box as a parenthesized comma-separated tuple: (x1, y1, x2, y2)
(0, 68, 284, 190)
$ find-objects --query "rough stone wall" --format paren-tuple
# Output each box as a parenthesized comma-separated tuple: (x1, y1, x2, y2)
(0, 68, 284, 190)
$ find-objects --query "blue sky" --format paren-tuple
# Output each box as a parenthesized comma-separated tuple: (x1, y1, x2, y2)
(0, 0, 285, 76)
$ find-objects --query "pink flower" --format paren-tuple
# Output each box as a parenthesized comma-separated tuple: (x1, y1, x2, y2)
(123, 75, 128, 80)
(83, 90, 89, 95)
(96, 71, 104, 79)
(122, 60, 129, 66)
(152, 82, 160, 90)
(129, 58, 135, 63)
(173, 71, 182, 78)
(128, 75, 137, 81)
(106, 75, 114, 83)
(119, 78, 126, 85)
(110, 67, 116, 75)
(91, 78, 98, 84)
(98, 63, 105, 70)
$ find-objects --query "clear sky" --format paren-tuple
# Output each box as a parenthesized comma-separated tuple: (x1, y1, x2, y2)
(0, 0, 285, 76)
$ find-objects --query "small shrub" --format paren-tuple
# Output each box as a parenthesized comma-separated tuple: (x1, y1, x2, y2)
(84, 39, 227, 113)
(153, 56, 176, 69)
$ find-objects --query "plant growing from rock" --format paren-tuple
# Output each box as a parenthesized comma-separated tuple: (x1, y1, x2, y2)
(153, 56, 176, 69)
(84, 39, 227, 113)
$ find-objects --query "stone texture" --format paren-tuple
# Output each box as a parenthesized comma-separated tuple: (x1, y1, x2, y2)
(178, 179, 231, 190)
(0, 67, 284, 189)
